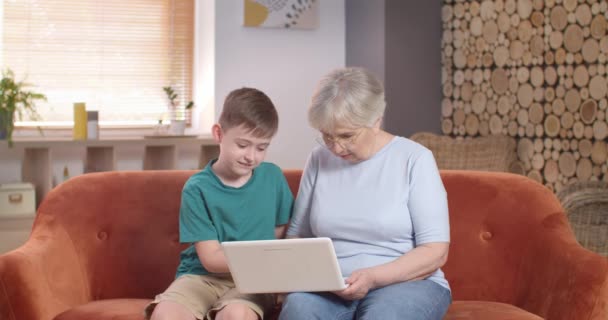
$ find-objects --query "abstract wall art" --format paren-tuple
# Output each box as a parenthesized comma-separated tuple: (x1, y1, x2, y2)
(244, 0, 319, 29)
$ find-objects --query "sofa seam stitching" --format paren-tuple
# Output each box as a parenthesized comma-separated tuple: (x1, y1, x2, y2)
(40, 217, 92, 303)
(60, 222, 92, 299)
(0, 276, 16, 320)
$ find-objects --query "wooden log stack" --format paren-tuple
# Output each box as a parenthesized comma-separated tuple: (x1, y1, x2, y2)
(442, 0, 608, 192)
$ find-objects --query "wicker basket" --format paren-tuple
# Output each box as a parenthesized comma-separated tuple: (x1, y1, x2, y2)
(410, 132, 517, 172)
(556, 181, 608, 257)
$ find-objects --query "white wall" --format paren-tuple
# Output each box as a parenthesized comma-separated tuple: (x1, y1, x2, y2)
(213, 0, 345, 169)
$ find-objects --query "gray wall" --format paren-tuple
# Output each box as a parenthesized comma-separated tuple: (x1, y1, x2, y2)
(345, 0, 385, 84)
(346, 0, 442, 137)
(384, 0, 442, 137)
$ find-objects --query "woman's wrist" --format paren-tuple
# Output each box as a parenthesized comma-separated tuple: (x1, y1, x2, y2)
(367, 267, 383, 289)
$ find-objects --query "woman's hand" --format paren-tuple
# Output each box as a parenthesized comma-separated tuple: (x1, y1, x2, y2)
(333, 268, 377, 300)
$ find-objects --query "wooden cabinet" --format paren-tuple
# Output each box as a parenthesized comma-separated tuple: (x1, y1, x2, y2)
(1, 136, 219, 207)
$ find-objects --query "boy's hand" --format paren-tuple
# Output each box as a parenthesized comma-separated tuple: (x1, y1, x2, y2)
(274, 224, 289, 239)
(332, 268, 377, 300)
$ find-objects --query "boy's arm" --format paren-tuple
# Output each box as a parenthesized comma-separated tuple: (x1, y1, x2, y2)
(194, 240, 230, 273)
(285, 155, 317, 238)
(274, 223, 289, 239)
(196, 224, 290, 273)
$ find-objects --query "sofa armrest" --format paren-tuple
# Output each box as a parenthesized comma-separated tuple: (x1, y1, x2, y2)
(520, 213, 608, 320)
(0, 220, 91, 320)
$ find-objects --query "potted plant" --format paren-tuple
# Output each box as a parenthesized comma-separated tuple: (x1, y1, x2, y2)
(0, 69, 46, 146)
(163, 86, 193, 135)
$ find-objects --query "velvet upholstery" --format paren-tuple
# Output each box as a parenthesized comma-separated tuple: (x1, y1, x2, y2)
(0, 170, 606, 320)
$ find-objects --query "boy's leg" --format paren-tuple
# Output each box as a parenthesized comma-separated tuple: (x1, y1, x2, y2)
(355, 280, 451, 320)
(145, 274, 229, 320)
(150, 301, 197, 320)
(279, 292, 358, 320)
(215, 303, 258, 320)
(206, 287, 275, 320)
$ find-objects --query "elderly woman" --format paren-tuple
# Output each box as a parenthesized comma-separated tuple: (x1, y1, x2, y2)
(279, 67, 451, 320)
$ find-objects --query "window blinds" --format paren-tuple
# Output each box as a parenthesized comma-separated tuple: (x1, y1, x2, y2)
(2, 0, 194, 126)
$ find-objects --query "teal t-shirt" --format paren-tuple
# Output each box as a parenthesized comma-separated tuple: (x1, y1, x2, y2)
(176, 160, 294, 278)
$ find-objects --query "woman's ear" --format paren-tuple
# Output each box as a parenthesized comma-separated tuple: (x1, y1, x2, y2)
(212, 124, 223, 143)
(371, 116, 383, 132)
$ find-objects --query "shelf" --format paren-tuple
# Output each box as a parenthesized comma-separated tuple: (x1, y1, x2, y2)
(86, 147, 115, 172)
(21, 148, 52, 207)
(199, 145, 221, 168)
(144, 145, 176, 170)
(0, 215, 35, 254)
(4, 136, 218, 148)
(1, 135, 219, 207)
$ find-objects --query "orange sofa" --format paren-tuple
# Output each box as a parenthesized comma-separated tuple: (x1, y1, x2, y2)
(0, 170, 606, 320)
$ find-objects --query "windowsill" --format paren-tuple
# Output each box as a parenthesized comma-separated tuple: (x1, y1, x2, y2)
(2, 133, 217, 149)
(12, 127, 157, 140)
(11, 125, 211, 140)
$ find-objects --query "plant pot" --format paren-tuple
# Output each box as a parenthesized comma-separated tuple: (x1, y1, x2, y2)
(0, 111, 13, 141)
(169, 108, 187, 135)
(169, 120, 186, 135)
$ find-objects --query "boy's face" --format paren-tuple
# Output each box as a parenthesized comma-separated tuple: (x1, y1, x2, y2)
(213, 124, 272, 177)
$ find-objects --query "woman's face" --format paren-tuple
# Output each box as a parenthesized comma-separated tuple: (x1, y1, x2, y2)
(319, 121, 380, 163)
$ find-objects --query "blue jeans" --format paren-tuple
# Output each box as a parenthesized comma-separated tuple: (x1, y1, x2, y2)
(279, 280, 451, 320)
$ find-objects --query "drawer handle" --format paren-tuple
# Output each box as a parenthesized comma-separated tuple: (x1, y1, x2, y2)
(8, 193, 23, 204)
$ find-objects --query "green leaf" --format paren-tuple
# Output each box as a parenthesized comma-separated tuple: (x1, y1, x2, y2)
(0, 68, 46, 147)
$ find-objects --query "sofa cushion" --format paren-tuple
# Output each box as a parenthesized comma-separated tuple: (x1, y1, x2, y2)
(53, 299, 149, 320)
(52, 299, 541, 320)
(445, 301, 543, 319)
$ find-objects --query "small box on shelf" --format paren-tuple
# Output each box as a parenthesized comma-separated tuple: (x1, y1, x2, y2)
(0, 183, 35, 218)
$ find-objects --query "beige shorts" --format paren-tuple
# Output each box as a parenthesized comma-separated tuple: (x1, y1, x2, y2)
(144, 274, 274, 320)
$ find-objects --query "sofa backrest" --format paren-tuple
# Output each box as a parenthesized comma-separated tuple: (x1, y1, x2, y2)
(32, 169, 571, 304)
(33, 170, 196, 300)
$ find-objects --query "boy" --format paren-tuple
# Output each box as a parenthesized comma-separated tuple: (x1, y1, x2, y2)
(145, 88, 294, 320)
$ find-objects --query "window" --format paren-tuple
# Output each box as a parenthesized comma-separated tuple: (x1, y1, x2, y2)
(2, 0, 194, 127)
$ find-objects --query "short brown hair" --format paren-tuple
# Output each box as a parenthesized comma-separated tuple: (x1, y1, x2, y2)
(218, 87, 279, 138)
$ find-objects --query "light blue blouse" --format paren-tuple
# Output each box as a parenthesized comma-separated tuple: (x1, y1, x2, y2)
(287, 136, 450, 290)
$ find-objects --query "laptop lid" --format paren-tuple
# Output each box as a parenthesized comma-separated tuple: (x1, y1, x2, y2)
(221, 237, 347, 294)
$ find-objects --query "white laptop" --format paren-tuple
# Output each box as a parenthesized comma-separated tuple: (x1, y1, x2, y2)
(221, 237, 348, 294)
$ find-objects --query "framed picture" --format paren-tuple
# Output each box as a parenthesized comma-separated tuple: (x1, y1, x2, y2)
(244, 0, 319, 29)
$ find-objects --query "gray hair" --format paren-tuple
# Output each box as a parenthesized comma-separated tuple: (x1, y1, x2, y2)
(308, 67, 386, 131)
